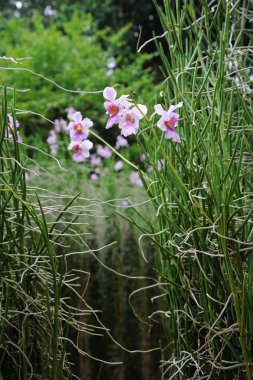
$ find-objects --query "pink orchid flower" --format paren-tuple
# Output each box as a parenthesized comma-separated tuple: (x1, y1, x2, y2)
(90, 154, 102, 166)
(114, 160, 123, 172)
(129, 171, 143, 187)
(67, 111, 93, 141)
(103, 87, 130, 129)
(54, 118, 68, 134)
(7, 115, 22, 143)
(118, 104, 147, 137)
(49, 144, 58, 156)
(47, 130, 57, 145)
(8, 115, 20, 129)
(157, 158, 165, 172)
(140, 154, 146, 162)
(115, 135, 129, 150)
(97, 145, 112, 159)
(68, 139, 93, 163)
(66, 107, 77, 120)
(154, 102, 182, 142)
(9, 133, 23, 143)
(47, 130, 58, 155)
(90, 173, 99, 181)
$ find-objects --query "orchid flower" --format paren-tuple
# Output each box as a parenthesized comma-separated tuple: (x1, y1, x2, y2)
(66, 107, 77, 120)
(68, 139, 93, 162)
(154, 102, 183, 142)
(118, 104, 147, 137)
(90, 173, 99, 181)
(7, 115, 22, 143)
(47, 130, 58, 155)
(67, 111, 93, 141)
(157, 159, 165, 172)
(114, 160, 123, 172)
(49, 144, 58, 155)
(140, 154, 146, 162)
(115, 135, 129, 150)
(103, 87, 130, 129)
(47, 130, 57, 145)
(54, 118, 68, 134)
(129, 171, 143, 187)
(97, 145, 112, 159)
(90, 154, 102, 166)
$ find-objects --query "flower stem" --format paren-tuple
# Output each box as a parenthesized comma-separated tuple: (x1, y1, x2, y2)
(90, 129, 152, 182)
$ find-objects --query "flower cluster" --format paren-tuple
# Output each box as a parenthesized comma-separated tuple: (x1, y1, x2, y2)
(46, 87, 183, 185)
(103, 87, 147, 137)
(89, 142, 124, 181)
(103, 87, 182, 142)
(67, 112, 93, 162)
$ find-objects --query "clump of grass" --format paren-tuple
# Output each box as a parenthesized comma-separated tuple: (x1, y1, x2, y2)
(0, 89, 113, 379)
(131, 0, 253, 378)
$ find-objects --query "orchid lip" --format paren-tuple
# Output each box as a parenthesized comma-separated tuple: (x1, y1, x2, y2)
(125, 113, 134, 123)
(75, 124, 83, 132)
(164, 117, 177, 130)
(108, 104, 119, 116)
(73, 145, 80, 153)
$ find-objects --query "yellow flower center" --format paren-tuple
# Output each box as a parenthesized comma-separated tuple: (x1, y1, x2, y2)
(75, 124, 82, 132)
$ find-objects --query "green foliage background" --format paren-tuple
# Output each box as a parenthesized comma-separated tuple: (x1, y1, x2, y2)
(0, 10, 156, 142)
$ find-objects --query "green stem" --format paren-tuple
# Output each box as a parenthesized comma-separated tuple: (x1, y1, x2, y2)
(90, 129, 152, 182)
(150, 126, 213, 225)
(90, 130, 138, 171)
(221, 232, 252, 379)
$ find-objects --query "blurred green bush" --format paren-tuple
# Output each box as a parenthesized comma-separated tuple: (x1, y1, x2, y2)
(0, 10, 156, 141)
